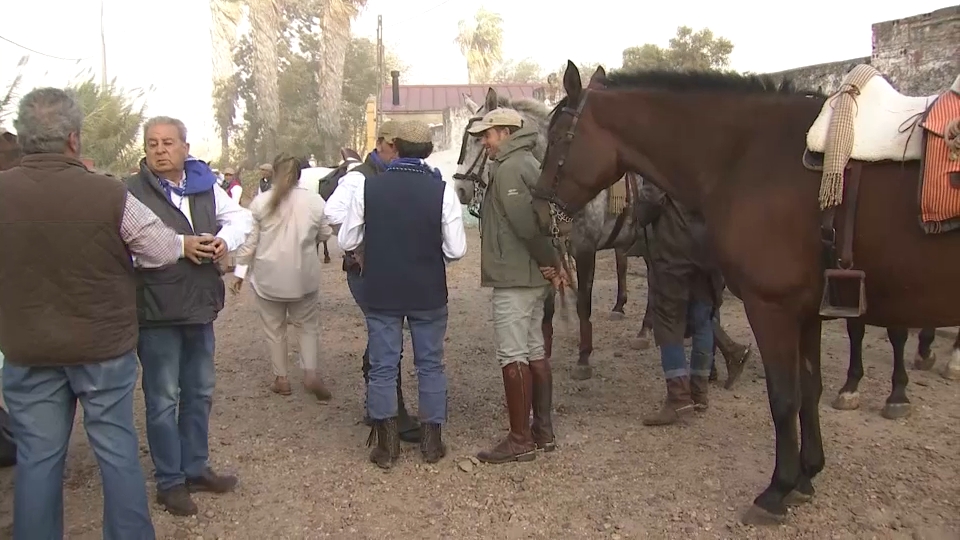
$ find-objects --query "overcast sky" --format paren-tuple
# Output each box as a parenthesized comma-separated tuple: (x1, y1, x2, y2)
(1, 0, 953, 158)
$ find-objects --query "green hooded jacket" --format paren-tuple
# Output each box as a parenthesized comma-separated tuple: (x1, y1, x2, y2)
(479, 123, 559, 288)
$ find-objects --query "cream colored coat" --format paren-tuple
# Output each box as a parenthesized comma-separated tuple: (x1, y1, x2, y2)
(234, 186, 332, 301)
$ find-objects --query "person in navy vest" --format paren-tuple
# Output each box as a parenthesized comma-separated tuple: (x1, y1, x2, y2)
(125, 116, 252, 516)
(338, 120, 467, 468)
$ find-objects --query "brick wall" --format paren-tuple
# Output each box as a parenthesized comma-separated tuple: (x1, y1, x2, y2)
(770, 6, 959, 95)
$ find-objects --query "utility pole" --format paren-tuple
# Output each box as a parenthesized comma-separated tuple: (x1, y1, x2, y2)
(376, 15, 383, 133)
(100, 0, 107, 87)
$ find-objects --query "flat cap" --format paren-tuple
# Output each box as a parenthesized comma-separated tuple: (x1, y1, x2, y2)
(259, 163, 273, 171)
(394, 120, 433, 144)
(223, 166, 236, 175)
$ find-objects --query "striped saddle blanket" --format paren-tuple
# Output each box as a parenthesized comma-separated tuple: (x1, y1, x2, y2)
(918, 88, 960, 233)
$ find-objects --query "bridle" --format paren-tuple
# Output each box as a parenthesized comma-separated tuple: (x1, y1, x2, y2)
(534, 88, 592, 217)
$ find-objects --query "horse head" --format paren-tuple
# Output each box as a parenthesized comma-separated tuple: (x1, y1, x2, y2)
(0, 130, 22, 171)
(453, 88, 552, 211)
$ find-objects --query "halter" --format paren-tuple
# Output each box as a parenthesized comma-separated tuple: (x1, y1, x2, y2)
(534, 88, 592, 216)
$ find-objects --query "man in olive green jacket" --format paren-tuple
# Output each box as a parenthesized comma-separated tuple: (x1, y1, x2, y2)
(468, 108, 565, 464)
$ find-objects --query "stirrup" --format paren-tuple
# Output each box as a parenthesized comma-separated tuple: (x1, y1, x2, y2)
(819, 268, 867, 318)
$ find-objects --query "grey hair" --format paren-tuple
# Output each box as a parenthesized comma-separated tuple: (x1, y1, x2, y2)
(143, 116, 188, 143)
(13, 87, 84, 155)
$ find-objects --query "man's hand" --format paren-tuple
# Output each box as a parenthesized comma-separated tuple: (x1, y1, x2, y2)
(551, 267, 569, 291)
(539, 266, 558, 280)
(209, 237, 228, 261)
(229, 277, 243, 295)
(183, 235, 217, 264)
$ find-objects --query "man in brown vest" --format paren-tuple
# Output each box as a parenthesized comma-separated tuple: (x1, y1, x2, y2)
(0, 87, 211, 539)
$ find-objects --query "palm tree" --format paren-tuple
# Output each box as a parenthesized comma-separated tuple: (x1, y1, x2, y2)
(454, 8, 504, 84)
(70, 77, 147, 175)
(248, 0, 281, 162)
(0, 56, 29, 129)
(209, 0, 243, 165)
(316, 0, 366, 163)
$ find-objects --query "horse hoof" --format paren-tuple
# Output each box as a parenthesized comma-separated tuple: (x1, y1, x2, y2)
(831, 392, 860, 411)
(881, 402, 911, 420)
(912, 351, 937, 371)
(783, 490, 813, 507)
(323, 257, 332, 264)
(571, 365, 593, 380)
(608, 310, 625, 321)
(940, 352, 960, 380)
(740, 504, 787, 526)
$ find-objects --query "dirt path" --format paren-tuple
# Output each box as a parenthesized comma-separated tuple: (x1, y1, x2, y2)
(1, 228, 959, 539)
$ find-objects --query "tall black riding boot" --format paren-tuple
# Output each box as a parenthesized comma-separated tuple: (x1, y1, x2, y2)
(362, 348, 373, 426)
(396, 370, 422, 443)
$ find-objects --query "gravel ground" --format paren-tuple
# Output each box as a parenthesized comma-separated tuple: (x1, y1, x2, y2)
(1, 228, 958, 540)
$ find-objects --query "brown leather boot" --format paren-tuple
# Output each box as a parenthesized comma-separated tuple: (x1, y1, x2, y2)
(642, 377, 695, 426)
(529, 358, 556, 452)
(714, 319, 753, 390)
(690, 376, 709, 411)
(367, 417, 400, 469)
(303, 370, 332, 401)
(476, 363, 536, 464)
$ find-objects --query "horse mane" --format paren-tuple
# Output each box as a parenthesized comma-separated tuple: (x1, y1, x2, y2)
(492, 95, 551, 162)
(548, 68, 824, 128)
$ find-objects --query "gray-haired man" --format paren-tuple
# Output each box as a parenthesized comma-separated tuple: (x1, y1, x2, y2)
(0, 88, 209, 539)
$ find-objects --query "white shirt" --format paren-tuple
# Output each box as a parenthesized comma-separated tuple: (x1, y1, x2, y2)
(136, 175, 253, 268)
(337, 168, 468, 261)
(323, 170, 364, 225)
(228, 184, 242, 203)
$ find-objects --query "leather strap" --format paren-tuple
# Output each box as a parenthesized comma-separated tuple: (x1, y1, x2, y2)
(820, 161, 863, 269)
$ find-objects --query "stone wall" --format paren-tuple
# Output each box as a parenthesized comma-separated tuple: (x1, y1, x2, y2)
(769, 6, 959, 95)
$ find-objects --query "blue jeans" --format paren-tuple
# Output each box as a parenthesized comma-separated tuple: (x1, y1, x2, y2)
(661, 299, 715, 379)
(2, 351, 155, 540)
(366, 306, 447, 423)
(138, 323, 216, 491)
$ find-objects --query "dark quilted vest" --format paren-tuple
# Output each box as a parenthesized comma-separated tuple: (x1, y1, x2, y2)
(125, 164, 225, 327)
(0, 154, 137, 366)
(363, 170, 447, 312)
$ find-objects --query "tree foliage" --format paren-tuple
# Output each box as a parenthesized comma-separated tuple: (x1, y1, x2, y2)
(225, 4, 403, 167)
(621, 26, 734, 71)
(493, 58, 543, 84)
(455, 8, 504, 84)
(0, 56, 29, 130)
(70, 77, 147, 175)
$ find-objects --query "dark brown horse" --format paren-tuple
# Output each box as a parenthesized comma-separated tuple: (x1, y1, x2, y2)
(534, 61, 960, 525)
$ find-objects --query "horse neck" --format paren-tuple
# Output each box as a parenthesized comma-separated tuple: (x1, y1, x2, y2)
(597, 89, 819, 210)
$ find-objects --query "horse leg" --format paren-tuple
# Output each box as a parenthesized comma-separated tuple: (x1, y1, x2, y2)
(322, 240, 331, 264)
(831, 319, 865, 411)
(881, 327, 911, 420)
(739, 301, 802, 525)
(785, 316, 825, 508)
(630, 257, 655, 350)
(571, 249, 597, 381)
(542, 290, 556, 361)
(609, 247, 628, 320)
(913, 327, 937, 370)
(939, 328, 960, 380)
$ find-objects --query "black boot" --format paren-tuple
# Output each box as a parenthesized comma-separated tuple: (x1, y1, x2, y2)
(367, 417, 400, 469)
(396, 372, 422, 444)
(420, 423, 446, 463)
(361, 347, 373, 426)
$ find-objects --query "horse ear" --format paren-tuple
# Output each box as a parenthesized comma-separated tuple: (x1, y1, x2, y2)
(563, 60, 582, 101)
(462, 93, 479, 111)
(484, 87, 498, 111)
(589, 66, 606, 86)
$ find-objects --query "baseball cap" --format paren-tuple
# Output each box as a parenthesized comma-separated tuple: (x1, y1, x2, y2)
(378, 120, 400, 143)
(223, 167, 236, 175)
(467, 108, 523, 135)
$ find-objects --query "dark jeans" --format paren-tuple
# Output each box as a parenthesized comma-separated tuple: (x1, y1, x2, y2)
(366, 305, 448, 423)
(2, 351, 155, 540)
(138, 323, 216, 491)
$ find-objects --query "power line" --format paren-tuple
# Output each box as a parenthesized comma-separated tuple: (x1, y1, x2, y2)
(0, 34, 86, 62)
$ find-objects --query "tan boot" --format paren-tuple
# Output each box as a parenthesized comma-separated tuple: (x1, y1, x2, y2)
(690, 375, 709, 411)
(303, 370, 332, 401)
(642, 377, 695, 426)
(477, 363, 536, 464)
(529, 358, 556, 452)
(270, 376, 292, 396)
